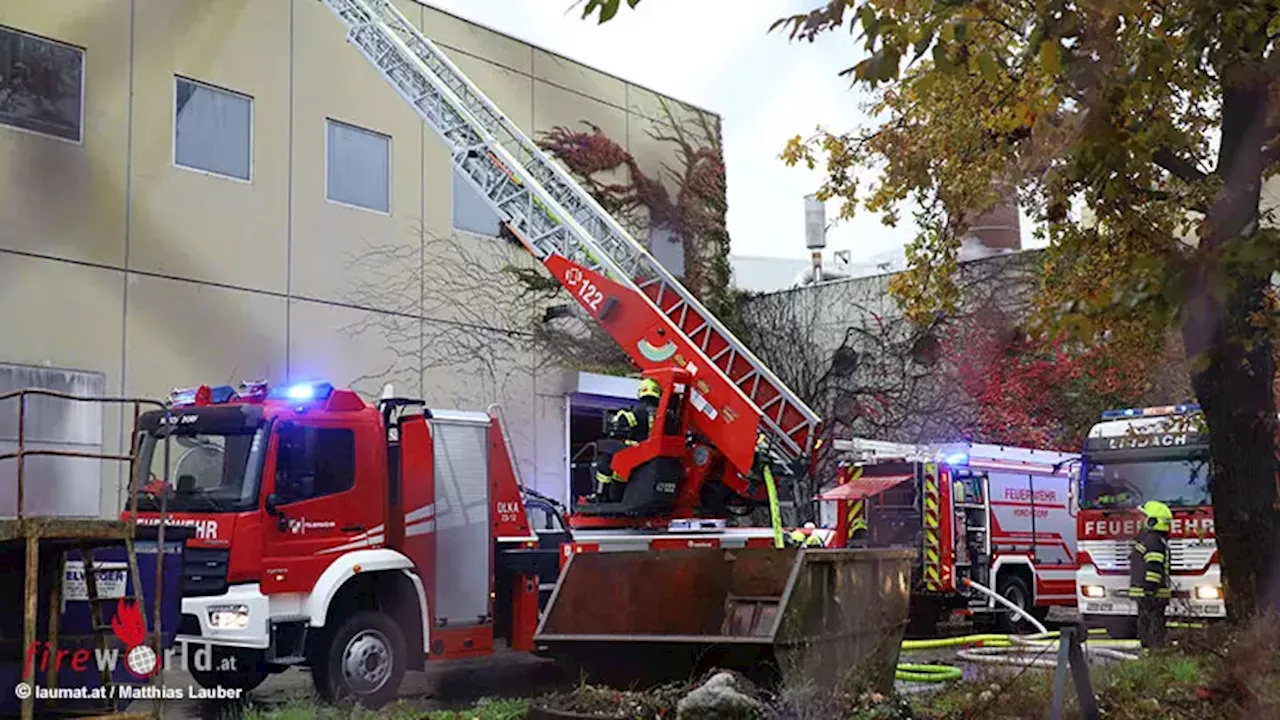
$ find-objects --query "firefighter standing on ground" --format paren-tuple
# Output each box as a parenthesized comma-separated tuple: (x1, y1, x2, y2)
(1128, 500, 1173, 649)
(591, 378, 661, 503)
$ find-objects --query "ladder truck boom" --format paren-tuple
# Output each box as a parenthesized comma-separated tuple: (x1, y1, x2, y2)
(317, 0, 821, 473)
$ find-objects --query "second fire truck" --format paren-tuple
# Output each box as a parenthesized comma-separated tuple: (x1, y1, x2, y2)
(820, 439, 1080, 632)
(1075, 404, 1223, 636)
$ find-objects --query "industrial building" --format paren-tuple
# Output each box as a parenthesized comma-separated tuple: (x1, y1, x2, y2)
(0, 0, 714, 515)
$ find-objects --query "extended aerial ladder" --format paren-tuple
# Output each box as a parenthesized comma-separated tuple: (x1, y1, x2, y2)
(318, 0, 821, 521)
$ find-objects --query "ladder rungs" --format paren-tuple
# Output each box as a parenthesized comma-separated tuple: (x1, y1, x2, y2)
(319, 0, 821, 465)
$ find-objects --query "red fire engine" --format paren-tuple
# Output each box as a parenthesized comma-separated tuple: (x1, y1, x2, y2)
(819, 439, 1079, 632)
(1075, 404, 1224, 636)
(132, 380, 546, 705)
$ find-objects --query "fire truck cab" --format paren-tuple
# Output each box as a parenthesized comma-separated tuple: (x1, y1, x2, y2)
(128, 379, 546, 708)
(822, 439, 1079, 633)
(1076, 404, 1224, 634)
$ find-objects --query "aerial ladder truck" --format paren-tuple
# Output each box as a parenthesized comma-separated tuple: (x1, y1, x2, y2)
(120, 0, 887, 708)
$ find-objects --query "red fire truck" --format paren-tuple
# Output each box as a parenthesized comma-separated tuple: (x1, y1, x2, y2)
(820, 439, 1079, 632)
(1075, 404, 1223, 636)
(131, 380, 547, 706)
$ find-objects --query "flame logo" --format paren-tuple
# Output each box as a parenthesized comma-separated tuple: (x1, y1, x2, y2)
(111, 599, 159, 678)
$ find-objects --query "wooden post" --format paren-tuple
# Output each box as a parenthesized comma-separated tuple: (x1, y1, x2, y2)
(1049, 624, 1099, 720)
(21, 534, 39, 720)
(45, 551, 64, 691)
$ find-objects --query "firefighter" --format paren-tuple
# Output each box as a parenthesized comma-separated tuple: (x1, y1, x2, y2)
(788, 522, 825, 547)
(591, 378, 662, 502)
(1128, 500, 1173, 649)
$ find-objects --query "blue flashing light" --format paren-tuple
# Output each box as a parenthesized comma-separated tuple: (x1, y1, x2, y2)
(268, 380, 335, 402)
(943, 452, 969, 466)
(208, 385, 237, 404)
(1101, 403, 1201, 420)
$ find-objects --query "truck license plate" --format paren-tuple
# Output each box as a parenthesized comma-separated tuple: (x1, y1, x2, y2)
(1086, 602, 1114, 613)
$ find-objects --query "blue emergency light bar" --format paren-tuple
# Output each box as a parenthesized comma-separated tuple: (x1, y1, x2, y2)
(169, 379, 330, 407)
(268, 380, 335, 402)
(1100, 403, 1201, 420)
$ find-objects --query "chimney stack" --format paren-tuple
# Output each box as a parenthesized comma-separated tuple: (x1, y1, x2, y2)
(964, 195, 1021, 251)
(804, 194, 826, 282)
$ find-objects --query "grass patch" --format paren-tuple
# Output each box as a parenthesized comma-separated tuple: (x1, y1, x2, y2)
(242, 697, 431, 720)
(425, 697, 531, 720)
(907, 616, 1280, 719)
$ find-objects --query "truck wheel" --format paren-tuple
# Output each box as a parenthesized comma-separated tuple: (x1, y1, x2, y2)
(313, 611, 406, 709)
(189, 648, 269, 692)
(996, 575, 1037, 633)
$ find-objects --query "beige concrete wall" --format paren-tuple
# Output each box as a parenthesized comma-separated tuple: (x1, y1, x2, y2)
(0, 0, 721, 507)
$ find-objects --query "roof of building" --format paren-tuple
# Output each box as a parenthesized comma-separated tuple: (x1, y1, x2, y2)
(416, 1, 719, 120)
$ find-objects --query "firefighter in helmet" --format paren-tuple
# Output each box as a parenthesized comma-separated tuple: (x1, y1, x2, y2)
(591, 378, 662, 503)
(1128, 500, 1173, 649)
(788, 521, 825, 547)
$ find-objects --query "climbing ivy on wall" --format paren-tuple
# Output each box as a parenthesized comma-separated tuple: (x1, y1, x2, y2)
(536, 97, 740, 331)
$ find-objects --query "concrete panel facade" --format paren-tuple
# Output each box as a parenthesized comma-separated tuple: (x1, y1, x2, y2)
(0, 0, 719, 512)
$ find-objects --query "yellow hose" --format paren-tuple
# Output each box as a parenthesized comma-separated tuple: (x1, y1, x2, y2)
(896, 627, 1134, 682)
(900, 634, 1012, 650)
(895, 663, 963, 682)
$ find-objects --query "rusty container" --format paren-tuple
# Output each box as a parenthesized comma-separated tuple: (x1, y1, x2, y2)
(533, 547, 914, 692)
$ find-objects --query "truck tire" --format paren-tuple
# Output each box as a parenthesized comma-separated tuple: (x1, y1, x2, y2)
(996, 574, 1038, 633)
(312, 611, 406, 709)
(189, 647, 269, 692)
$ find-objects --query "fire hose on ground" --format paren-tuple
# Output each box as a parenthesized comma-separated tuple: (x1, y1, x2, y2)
(894, 579, 1143, 682)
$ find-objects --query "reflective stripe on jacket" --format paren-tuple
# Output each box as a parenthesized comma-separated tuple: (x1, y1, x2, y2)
(1128, 529, 1171, 598)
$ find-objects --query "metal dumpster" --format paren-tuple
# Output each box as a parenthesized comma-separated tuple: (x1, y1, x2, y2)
(0, 532, 186, 717)
(534, 547, 914, 692)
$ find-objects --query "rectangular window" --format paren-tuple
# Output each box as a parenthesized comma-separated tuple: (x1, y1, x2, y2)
(452, 168, 503, 237)
(648, 226, 686, 276)
(0, 25, 85, 142)
(275, 426, 356, 501)
(0, 363, 105, 517)
(174, 77, 253, 180)
(326, 118, 390, 213)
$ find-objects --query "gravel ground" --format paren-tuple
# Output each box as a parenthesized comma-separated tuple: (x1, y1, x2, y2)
(129, 607, 1092, 717)
(129, 651, 572, 718)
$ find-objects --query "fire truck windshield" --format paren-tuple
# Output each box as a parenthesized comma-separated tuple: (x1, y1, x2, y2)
(133, 428, 268, 513)
(1079, 453, 1211, 510)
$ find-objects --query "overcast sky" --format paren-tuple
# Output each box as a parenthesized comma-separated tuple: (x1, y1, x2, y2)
(423, 0, 937, 262)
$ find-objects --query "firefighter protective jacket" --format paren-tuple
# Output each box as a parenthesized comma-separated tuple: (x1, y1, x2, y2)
(1127, 528, 1171, 598)
(608, 397, 658, 442)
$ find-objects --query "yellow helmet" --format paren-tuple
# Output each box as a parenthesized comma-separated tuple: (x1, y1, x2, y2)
(1140, 501, 1173, 532)
(637, 377, 661, 400)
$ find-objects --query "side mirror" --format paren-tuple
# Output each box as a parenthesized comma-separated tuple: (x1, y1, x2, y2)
(265, 493, 281, 516)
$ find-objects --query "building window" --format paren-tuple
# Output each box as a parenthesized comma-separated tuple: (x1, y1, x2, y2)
(0, 25, 85, 142)
(452, 168, 504, 237)
(648, 226, 685, 276)
(275, 426, 356, 501)
(326, 119, 390, 213)
(174, 77, 252, 181)
(0, 363, 105, 516)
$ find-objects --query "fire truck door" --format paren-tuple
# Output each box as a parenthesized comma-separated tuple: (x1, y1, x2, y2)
(259, 420, 384, 595)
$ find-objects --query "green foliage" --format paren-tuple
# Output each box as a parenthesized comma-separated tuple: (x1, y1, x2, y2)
(425, 698, 530, 720)
(578, 0, 642, 24)
(771, 0, 1280, 331)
